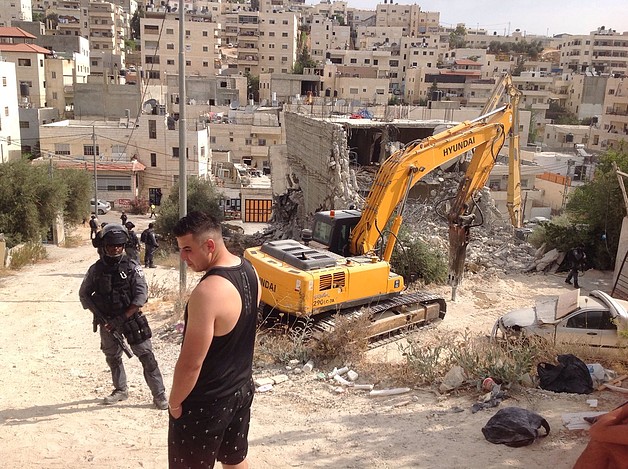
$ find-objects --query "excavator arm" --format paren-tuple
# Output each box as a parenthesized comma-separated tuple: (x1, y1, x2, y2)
(349, 104, 517, 261)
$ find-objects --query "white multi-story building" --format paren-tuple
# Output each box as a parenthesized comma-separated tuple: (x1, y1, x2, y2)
(0, 59, 21, 162)
(310, 14, 350, 64)
(0, 0, 32, 27)
(0, 27, 50, 108)
(140, 10, 221, 84)
(39, 115, 210, 201)
(557, 27, 628, 75)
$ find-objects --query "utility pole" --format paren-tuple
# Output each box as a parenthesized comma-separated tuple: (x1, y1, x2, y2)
(178, 5, 187, 294)
(93, 126, 98, 214)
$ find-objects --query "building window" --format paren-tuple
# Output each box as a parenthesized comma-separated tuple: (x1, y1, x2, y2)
(167, 59, 175, 65)
(203, 61, 209, 67)
(186, 60, 191, 66)
(55, 143, 70, 155)
(269, 32, 275, 37)
(172, 147, 180, 158)
(97, 176, 131, 191)
(18, 58, 31, 66)
(2, 77, 6, 86)
(203, 31, 208, 37)
(282, 44, 288, 49)
(20, 121, 30, 128)
(4, 107, 8, 116)
(167, 43, 175, 50)
(83, 144, 100, 156)
(166, 28, 174, 34)
(282, 32, 288, 37)
(148, 71, 160, 79)
(258, 138, 266, 146)
(203, 46, 208, 52)
(150, 152, 157, 167)
(245, 138, 252, 145)
(210, 136, 216, 144)
(51, 71, 56, 78)
(149, 120, 157, 139)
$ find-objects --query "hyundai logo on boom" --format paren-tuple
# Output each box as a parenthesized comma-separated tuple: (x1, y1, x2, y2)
(443, 136, 475, 157)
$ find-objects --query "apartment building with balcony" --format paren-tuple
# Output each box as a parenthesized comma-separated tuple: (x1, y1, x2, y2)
(0, 59, 21, 162)
(310, 14, 350, 65)
(88, 0, 127, 75)
(140, 10, 221, 84)
(0, 0, 32, 27)
(207, 107, 283, 173)
(557, 27, 628, 75)
(375, 2, 438, 37)
(587, 76, 628, 152)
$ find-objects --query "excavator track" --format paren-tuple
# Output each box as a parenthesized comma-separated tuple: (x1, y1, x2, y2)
(310, 291, 446, 345)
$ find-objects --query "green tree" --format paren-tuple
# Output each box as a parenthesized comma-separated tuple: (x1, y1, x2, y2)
(293, 42, 317, 74)
(564, 145, 628, 269)
(512, 56, 525, 76)
(390, 228, 448, 284)
(154, 178, 223, 245)
(130, 6, 143, 40)
(449, 25, 467, 49)
(0, 160, 92, 247)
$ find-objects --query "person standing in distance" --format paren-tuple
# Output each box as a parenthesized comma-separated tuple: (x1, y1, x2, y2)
(89, 214, 99, 240)
(149, 204, 156, 218)
(120, 211, 128, 226)
(168, 211, 261, 469)
(142, 222, 159, 268)
(565, 244, 587, 289)
(124, 221, 141, 263)
(79, 224, 168, 410)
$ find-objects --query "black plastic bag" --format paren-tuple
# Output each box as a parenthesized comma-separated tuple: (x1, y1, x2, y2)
(537, 354, 593, 394)
(482, 407, 550, 447)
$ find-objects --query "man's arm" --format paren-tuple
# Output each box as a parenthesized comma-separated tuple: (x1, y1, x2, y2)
(168, 279, 219, 411)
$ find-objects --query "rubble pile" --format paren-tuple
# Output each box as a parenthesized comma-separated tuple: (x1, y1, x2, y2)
(261, 163, 553, 277)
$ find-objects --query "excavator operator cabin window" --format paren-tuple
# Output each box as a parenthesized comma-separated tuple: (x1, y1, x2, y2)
(313, 220, 332, 246)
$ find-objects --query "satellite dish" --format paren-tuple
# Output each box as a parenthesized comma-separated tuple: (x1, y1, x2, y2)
(143, 99, 157, 113)
(229, 101, 239, 110)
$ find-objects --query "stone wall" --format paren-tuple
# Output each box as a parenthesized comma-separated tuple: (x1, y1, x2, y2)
(284, 112, 359, 216)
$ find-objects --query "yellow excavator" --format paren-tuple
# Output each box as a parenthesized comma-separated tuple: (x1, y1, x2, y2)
(244, 74, 522, 336)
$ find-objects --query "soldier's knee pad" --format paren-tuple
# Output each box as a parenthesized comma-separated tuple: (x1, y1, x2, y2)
(138, 352, 158, 372)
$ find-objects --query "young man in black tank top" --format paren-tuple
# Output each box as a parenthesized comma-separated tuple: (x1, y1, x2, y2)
(169, 211, 261, 469)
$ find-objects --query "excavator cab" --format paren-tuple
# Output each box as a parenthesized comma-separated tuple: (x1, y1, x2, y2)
(309, 210, 362, 255)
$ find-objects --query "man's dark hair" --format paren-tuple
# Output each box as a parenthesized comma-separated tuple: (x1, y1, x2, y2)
(148, 223, 154, 229)
(173, 211, 221, 240)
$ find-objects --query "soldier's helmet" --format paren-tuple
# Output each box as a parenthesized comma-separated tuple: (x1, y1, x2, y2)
(100, 224, 129, 260)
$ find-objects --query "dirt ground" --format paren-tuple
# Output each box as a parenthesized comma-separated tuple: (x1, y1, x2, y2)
(0, 217, 625, 468)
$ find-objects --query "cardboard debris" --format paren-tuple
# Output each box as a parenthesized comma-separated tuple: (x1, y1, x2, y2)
(561, 411, 607, 430)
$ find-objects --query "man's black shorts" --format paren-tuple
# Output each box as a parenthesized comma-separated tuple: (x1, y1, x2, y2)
(168, 379, 255, 469)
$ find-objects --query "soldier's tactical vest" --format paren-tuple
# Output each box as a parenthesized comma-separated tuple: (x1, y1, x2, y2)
(91, 257, 135, 319)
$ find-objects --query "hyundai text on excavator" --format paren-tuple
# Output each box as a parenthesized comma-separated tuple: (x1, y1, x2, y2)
(244, 74, 523, 338)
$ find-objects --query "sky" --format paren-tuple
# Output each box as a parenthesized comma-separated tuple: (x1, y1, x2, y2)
(309, 0, 628, 37)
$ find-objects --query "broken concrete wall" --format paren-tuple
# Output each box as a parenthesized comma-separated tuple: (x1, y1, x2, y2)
(284, 112, 359, 216)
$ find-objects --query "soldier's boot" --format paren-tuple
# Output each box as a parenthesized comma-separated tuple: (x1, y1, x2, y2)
(103, 389, 128, 405)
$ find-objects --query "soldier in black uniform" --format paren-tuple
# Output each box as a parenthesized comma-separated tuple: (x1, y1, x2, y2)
(124, 221, 141, 263)
(79, 224, 168, 409)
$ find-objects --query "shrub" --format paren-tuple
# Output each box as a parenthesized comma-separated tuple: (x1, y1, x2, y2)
(129, 198, 150, 215)
(9, 242, 48, 269)
(390, 232, 448, 284)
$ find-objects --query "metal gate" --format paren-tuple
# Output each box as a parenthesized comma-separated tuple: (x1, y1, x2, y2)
(244, 199, 272, 223)
(612, 249, 628, 300)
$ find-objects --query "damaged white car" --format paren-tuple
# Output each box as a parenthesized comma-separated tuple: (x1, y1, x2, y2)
(491, 289, 628, 348)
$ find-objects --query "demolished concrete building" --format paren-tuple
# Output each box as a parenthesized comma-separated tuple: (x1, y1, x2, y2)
(283, 112, 449, 217)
